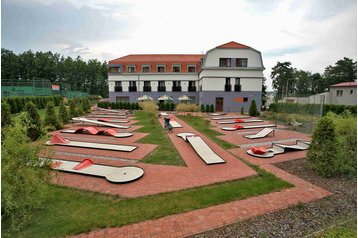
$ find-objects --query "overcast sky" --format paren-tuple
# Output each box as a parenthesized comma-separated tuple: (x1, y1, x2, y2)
(2, 0, 357, 90)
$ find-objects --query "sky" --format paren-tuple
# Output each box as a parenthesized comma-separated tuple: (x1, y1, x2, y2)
(2, 0, 357, 90)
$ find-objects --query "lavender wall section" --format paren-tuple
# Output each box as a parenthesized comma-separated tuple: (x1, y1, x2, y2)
(109, 91, 262, 112)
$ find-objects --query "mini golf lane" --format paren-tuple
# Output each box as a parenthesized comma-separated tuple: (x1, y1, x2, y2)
(51, 115, 258, 198)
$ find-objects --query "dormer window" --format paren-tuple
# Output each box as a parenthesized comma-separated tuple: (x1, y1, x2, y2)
(219, 58, 231, 67)
(188, 65, 196, 72)
(172, 65, 181, 72)
(236, 58, 248, 67)
(142, 65, 150, 73)
(157, 65, 165, 73)
(127, 65, 135, 73)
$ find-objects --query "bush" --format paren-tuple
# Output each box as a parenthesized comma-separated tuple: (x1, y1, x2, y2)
(2, 116, 51, 231)
(307, 115, 338, 177)
(176, 103, 200, 112)
(58, 101, 69, 125)
(77, 105, 85, 116)
(201, 104, 205, 112)
(44, 102, 62, 131)
(2, 101, 12, 128)
(205, 105, 210, 112)
(23, 102, 43, 141)
(138, 101, 158, 114)
(240, 107, 244, 115)
(82, 98, 91, 113)
(210, 104, 214, 113)
(68, 99, 78, 119)
(249, 100, 260, 116)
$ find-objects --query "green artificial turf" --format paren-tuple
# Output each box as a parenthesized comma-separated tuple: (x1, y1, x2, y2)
(134, 111, 186, 166)
(2, 166, 292, 238)
(177, 114, 236, 149)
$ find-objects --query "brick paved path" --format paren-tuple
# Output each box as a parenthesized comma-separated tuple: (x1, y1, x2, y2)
(67, 113, 331, 238)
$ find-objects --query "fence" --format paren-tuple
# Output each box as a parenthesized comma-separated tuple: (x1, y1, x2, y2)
(1, 78, 88, 98)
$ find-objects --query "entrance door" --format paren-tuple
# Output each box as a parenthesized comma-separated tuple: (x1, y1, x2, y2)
(215, 97, 224, 112)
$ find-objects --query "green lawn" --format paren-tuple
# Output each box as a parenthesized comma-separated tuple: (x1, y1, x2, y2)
(2, 166, 292, 238)
(134, 111, 186, 166)
(177, 114, 236, 149)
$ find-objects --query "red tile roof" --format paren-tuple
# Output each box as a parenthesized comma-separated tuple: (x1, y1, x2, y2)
(216, 41, 250, 49)
(109, 54, 203, 64)
(330, 82, 357, 87)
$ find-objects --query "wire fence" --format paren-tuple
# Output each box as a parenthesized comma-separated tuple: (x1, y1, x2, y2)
(1, 78, 88, 98)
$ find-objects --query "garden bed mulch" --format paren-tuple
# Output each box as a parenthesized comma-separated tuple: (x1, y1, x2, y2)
(190, 158, 356, 238)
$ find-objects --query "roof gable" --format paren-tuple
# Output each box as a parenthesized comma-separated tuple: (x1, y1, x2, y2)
(216, 41, 250, 49)
(330, 82, 357, 87)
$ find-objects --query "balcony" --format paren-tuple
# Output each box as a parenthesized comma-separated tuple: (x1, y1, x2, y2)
(114, 86, 122, 92)
(128, 86, 137, 92)
(188, 86, 196, 92)
(158, 86, 166, 92)
(234, 85, 241, 92)
(172, 86, 182, 92)
(143, 86, 151, 92)
(225, 84, 231, 92)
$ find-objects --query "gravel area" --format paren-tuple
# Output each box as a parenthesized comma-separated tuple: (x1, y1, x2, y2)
(189, 159, 356, 238)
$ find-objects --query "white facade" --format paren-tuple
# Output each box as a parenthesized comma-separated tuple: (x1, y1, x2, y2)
(329, 86, 357, 105)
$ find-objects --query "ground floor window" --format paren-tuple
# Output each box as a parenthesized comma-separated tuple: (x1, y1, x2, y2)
(116, 96, 129, 102)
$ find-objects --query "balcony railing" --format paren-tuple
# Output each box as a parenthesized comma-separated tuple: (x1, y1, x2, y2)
(158, 86, 166, 92)
(234, 85, 241, 92)
(114, 86, 122, 92)
(225, 84, 231, 92)
(188, 86, 196, 92)
(143, 86, 151, 92)
(128, 86, 137, 92)
(172, 86, 182, 92)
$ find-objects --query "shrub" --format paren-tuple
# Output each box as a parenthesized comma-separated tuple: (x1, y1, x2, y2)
(68, 99, 78, 119)
(210, 104, 214, 113)
(201, 104, 205, 112)
(58, 101, 69, 125)
(77, 105, 85, 116)
(23, 102, 43, 141)
(139, 101, 158, 114)
(307, 116, 338, 177)
(240, 107, 244, 115)
(2, 116, 51, 231)
(176, 103, 200, 112)
(82, 98, 91, 113)
(205, 105, 210, 112)
(249, 100, 259, 116)
(2, 101, 12, 128)
(44, 102, 62, 131)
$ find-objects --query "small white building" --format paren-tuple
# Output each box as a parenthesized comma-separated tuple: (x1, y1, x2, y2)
(328, 82, 357, 105)
(107, 41, 265, 112)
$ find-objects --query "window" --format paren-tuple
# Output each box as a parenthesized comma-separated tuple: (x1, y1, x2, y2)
(219, 58, 231, 67)
(172, 81, 181, 92)
(172, 65, 181, 72)
(158, 81, 166, 92)
(127, 65, 135, 73)
(188, 65, 196, 72)
(157, 65, 165, 72)
(143, 81, 151, 92)
(225, 78, 231, 92)
(236, 58, 248, 67)
(116, 97, 129, 102)
(225, 78, 231, 85)
(336, 90, 343, 97)
(114, 81, 122, 92)
(142, 65, 150, 73)
(234, 78, 241, 92)
(350, 89, 353, 94)
(243, 97, 248, 102)
(129, 81, 137, 92)
(109, 67, 119, 73)
(188, 81, 196, 92)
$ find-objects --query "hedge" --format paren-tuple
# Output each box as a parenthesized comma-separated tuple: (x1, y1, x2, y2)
(97, 101, 140, 110)
(269, 102, 357, 116)
(2, 96, 62, 114)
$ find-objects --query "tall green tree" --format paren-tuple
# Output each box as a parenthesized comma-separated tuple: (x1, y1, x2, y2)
(323, 57, 357, 86)
(270, 62, 295, 99)
(294, 70, 311, 96)
(23, 102, 43, 141)
(44, 102, 62, 130)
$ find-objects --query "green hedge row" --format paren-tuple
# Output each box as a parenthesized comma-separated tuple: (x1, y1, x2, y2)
(2, 95, 62, 114)
(98, 101, 140, 110)
(269, 102, 357, 116)
(200, 104, 215, 113)
(158, 103, 175, 111)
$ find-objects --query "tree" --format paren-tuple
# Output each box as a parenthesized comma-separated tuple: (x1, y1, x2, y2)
(262, 77, 268, 107)
(271, 62, 295, 99)
(294, 70, 311, 96)
(307, 116, 337, 177)
(58, 101, 69, 125)
(68, 99, 78, 119)
(1, 101, 12, 128)
(2, 114, 51, 231)
(44, 102, 62, 130)
(23, 102, 43, 141)
(249, 100, 259, 116)
(323, 57, 357, 86)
